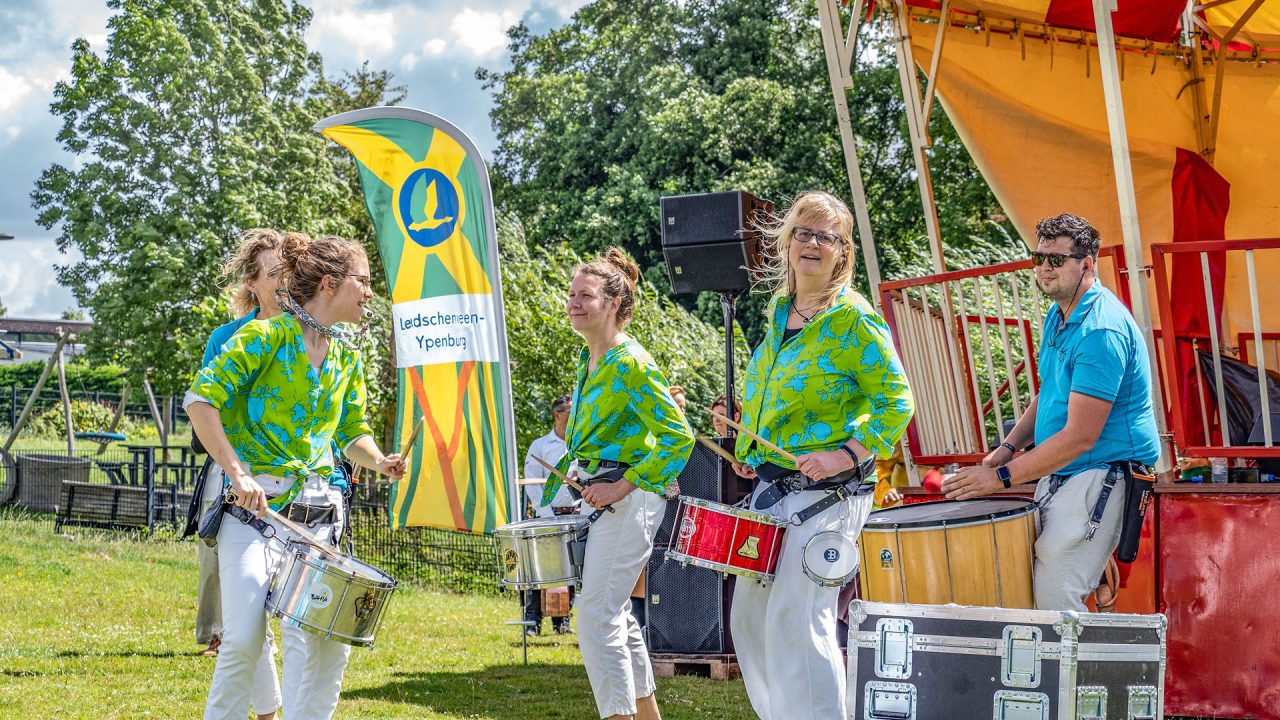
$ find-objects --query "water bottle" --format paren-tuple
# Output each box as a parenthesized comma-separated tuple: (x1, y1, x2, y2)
(1210, 457, 1228, 484)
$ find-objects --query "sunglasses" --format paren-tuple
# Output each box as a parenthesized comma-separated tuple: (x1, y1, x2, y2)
(792, 227, 841, 249)
(1030, 251, 1087, 268)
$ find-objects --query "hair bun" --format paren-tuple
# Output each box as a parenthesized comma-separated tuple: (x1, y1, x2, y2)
(603, 246, 640, 288)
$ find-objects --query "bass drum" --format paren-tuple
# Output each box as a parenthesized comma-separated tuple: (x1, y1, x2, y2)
(858, 498, 1037, 608)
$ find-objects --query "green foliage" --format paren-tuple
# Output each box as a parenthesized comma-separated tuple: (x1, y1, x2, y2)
(0, 361, 127, 393)
(479, 1, 1017, 344)
(498, 218, 747, 453)
(23, 399, 153, 440)
(31, 0, 401, 395)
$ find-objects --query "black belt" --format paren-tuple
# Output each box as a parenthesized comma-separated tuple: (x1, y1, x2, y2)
(223, 500, 337, 539)
(552, 506, 579, 516)
(754, 457, 877, 510)
(579, 461, 629, 487)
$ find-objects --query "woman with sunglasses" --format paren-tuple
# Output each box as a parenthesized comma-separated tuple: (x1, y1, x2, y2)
(186, 233, 405, 720)
(728, 191, 913, 720)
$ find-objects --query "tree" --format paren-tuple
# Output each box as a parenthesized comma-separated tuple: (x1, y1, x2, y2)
(31, 0, 396, 394)
(60, 309, 87, 321)
(479, 0, 1017, 344)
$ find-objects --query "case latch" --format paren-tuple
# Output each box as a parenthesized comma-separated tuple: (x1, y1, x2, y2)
(875, 618, 913, 679)
(1076, 685, 1107, 719)
(864, 681, 916, 720)
(1001, 625, 1042, 688)
(994, 690, 1050, 720)
(1127, 685, 1158, 720)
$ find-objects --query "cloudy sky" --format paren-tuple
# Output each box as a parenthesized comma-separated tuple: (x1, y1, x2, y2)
(0, 0, 589, 319)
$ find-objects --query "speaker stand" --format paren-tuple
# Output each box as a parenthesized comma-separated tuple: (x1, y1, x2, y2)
(720, 291, 738, 441)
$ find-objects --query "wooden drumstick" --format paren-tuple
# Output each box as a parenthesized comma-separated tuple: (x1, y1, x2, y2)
(711, 411, 798, 463)
(530, 454, 615, 514)
(398, 416, 425, 467)
(694, 432, 738, 464)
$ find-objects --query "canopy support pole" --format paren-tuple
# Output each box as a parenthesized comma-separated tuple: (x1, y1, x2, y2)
(1092, 0, 1173, 472)
(816, 0, 884, 304)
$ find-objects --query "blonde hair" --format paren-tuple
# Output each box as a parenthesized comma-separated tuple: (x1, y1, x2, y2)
(573, 246, 641, 326)
(754, 191, 857, 312)
(220, 229, 293, 316)
(278, 234, 367, 305)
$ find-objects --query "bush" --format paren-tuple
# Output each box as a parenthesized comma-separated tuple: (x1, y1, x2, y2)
(24, 400, 154, 441)
(0, 361, 127, 393)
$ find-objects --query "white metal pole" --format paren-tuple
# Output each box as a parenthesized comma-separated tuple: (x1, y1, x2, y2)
(1092, 0, 1172, 472)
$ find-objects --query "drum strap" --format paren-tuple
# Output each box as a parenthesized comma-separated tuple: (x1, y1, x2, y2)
(223, 503, 279, 540)
(790, 474, 877, 525)
(756, 457, 876, 510)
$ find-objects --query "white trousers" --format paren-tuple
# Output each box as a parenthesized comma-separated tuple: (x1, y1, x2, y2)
(578, 487, 666, 718)
(731, 484, 873, 720)
(204, 475, 351, 720)
(1033, 466, 1125, 611)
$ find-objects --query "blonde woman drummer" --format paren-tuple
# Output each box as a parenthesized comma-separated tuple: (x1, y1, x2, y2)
(545, 247, 694, 720)
(186, 233, 405, 720)
(729, 192, 913, 720)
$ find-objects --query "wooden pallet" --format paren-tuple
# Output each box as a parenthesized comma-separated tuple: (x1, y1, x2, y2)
(650, 653, 740, 680)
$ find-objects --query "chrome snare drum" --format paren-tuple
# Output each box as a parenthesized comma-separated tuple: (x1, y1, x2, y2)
(494, 515, 589, 589)
(265, 541, 397, 648)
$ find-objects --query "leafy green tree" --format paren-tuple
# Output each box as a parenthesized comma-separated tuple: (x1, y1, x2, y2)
(60, 309, 87, 321)
(479, 0, 1017, 344)
(31, 0, 396, 394)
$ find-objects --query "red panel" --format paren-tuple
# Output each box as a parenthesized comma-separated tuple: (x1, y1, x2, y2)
(1159, 493, 1280, 719)
(1044, 0, 1185, 42)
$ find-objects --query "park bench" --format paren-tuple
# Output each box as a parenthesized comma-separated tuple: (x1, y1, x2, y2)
(55, 480, 192, 532)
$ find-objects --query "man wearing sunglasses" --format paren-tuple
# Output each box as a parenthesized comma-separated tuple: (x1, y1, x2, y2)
(942, 213, 1159, 612)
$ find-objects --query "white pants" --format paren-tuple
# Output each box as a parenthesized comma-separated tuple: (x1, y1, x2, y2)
(204, 475, 351, 720)
(578, 487, 666, 718)
(1033, 466, 1125, 611)
(731, 483, 873, 720)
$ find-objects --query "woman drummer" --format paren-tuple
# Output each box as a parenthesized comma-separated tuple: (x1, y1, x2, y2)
(185, 233, 405, 720)
(542, 246, 693, 720)
(728, 191, 913, 720)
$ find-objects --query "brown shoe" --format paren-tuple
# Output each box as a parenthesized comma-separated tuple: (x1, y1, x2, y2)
(201, 638, 221, 657)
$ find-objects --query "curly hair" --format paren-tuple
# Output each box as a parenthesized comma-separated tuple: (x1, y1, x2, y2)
(1035, 213, 1101, 259)
(754, 191, 857, 311)
(278, 233, 367, 306)
(572, 246, 641, 326)
(220, 229, 295, 316)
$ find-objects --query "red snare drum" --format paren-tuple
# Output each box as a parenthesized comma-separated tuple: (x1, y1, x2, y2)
(665, 497, 786, 582)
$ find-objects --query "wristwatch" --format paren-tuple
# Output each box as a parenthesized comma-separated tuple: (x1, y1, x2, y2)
(996, 465, 1013, 489)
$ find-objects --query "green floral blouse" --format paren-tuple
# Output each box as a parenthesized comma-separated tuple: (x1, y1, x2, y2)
(187, 314, 373, 508)
(543, 335, 694, 504)
(735, 289, 914, 474)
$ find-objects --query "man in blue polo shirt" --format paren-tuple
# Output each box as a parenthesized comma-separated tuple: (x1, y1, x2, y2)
(943, 213, 1160, 611)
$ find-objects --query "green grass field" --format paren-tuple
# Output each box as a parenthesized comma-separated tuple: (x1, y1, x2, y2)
(0, 509, 749, 719)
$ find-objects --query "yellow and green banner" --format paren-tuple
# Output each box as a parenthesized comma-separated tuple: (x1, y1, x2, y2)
(315, 108, 517, 533)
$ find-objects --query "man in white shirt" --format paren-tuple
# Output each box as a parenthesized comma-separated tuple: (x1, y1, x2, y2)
(522, 394, 578, 634)
(523, 395, 577, 517)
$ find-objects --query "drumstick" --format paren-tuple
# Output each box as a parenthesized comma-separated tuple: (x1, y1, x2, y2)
(694, 432, 738, 464)
(711, 411, 798, 463)
(530, 454, 616, 514)
(226, 491, 346, 563)
(517, 477, 548, 486)
(399, 416, 425, 467)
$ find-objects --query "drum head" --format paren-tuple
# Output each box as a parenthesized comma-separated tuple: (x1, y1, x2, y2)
(802, 531, 858, 584)
(864, 498, 1035, 529)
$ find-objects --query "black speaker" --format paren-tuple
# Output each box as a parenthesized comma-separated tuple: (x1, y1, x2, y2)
(645, 440, 748, 654)
(660, 190, 773, 294)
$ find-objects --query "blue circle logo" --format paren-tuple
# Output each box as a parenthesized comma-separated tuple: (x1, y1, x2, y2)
(823, 548, 840, 563)
(398, 167, 460, 248)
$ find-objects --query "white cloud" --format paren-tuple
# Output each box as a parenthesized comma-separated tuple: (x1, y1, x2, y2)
(0, 68, 35, 114)
(398, 52, 418, 72)
(307, 3, 398, 61)
(423, 38, 447, 56)
(450, 8, 518, 57)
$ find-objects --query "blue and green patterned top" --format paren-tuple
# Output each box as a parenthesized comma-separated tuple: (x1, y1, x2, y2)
(187, 314, 373, 509)
(543, 335, 694, 504)
(735, 289, 914, 475)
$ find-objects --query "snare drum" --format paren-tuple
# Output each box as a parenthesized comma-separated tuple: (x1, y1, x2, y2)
(665, 497, 786, 582)
(858, 498, 1036, 608)
(494, 515, 590, 590)
(801, 531, 859, 587)
(265, 541, 397, 648)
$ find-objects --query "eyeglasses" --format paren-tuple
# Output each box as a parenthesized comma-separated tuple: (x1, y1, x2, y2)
(1030, 251, 1087, 268)
(792, 227, 841, 249)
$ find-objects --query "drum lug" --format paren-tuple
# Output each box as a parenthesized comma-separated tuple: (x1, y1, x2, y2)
(874, 618, 913, 679)
(1000, 625, 1043, 688)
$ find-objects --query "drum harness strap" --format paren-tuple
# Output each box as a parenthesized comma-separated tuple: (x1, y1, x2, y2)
(1039, 461, 1144, 541)
(754, 457, 877, 525)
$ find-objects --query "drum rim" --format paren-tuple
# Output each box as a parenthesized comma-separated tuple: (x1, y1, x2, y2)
(680, 495, 785, 527)
(665, 548, 775, 582)
(494, 517, 589, 538)
(801, 531, 858, 585)
(862, 497, 1036, 530)
(285, 544, 397, 586)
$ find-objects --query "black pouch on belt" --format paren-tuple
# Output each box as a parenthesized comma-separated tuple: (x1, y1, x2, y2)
(1116, 461, 1155, 563)
(197, 490, 226, 548)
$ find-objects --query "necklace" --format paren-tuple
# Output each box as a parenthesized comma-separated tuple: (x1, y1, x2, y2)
(791, 298, 822, 324)
(276, 288, 371, 343)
